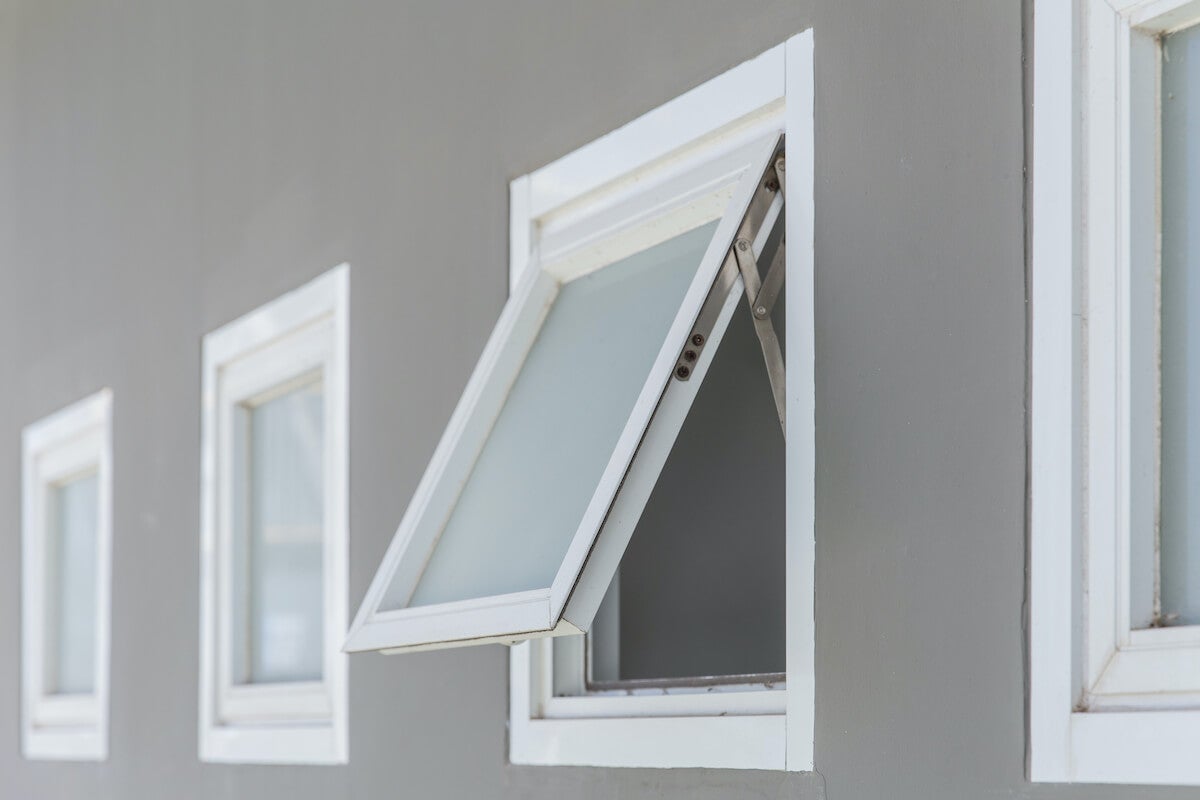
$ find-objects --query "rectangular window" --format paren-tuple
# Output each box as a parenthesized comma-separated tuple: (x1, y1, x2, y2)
(21, 390, 112, 760)
(346, 34, 814, 771)
(199, 265, 348, 765)
(1032, 0, 1200, 785)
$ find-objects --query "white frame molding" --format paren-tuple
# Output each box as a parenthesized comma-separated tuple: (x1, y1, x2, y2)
(199, 264, 349, 765)
(21, 389, 113, 761)
(1031, 0, 1200, 784)
(508, 32, 815, 772)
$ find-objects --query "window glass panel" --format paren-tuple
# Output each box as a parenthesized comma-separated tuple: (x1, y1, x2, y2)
(1160, 22, 1200, 625)
(590, 255, 784, 684)
(396, 222, 719, 610)
(232, 378, 325, 684)
(44, 472, 98, 695)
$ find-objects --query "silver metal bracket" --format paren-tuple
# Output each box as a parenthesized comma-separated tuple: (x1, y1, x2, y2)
(752, 156, 786, 322)
(734, 233, 787, 435)
(673, 147, 787, 437)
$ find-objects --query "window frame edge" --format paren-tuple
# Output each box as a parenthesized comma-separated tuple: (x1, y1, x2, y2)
(20, 388, 113, 762)
(197, 264, 350, 766)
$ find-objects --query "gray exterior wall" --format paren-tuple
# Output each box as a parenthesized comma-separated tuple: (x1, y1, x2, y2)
(0, 1, 1190, 798)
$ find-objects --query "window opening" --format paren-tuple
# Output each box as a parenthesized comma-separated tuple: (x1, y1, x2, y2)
(553, 220, 787, 692)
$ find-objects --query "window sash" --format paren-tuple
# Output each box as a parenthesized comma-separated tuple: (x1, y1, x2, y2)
(346, 134, 784, 655)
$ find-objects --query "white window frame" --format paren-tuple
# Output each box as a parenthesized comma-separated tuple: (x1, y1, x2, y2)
(21, 389, 113, 761)
(507, 32, 814, 772)
(1032, 0, 1200, 785)
(199, 264, 349, 765)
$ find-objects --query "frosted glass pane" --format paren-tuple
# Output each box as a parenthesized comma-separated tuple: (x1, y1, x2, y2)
(1161, 23, 1200, 625)
(44, 473, 98, 695)
(398, 222, 718, 609)
(232, 379, 325, 684)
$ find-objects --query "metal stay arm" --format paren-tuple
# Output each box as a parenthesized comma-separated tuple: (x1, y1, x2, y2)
(752, 156, 786, 322)
(673, 148, 788, 437)
(733, 153, 787, 435)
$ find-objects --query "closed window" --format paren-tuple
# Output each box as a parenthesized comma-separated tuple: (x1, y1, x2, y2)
(199, 265, 348, 765)
(1032, 0, 1200, 785)
(21, 390, 112, 761)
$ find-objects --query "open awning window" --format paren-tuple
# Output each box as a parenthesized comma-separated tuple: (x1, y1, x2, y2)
(346, 134, 787, 654)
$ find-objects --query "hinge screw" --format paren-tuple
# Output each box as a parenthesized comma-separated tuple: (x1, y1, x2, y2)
(691, 333, 705, 347)
(675, 365, 691, 379)
(765, 178, 780, 192)
(755, 305, 768, 318)
(683, 350, 697, 363)
(736, 238, 750, 252)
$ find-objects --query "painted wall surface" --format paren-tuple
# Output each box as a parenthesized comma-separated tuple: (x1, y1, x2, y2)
(0, 1, 1190, 798)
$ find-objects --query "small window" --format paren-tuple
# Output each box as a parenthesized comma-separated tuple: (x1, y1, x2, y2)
(21, 390, 112, 761)
(1032, 0, 1200, 785)
(199, 265, 348, 765)
(349, 34, 815, 772)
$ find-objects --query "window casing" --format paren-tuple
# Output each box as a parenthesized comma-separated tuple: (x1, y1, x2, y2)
(21, 389, 112, 761)
(199, 265, 349, 765)
(1032, 0, 1200, 784)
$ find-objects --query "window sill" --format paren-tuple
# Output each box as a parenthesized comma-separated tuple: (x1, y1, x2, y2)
(200, 721, 347, 766)
(24, 724, 106, 762)
(1038, 708, 1200, 785)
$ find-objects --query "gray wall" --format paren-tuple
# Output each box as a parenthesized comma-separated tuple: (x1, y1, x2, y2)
(0, 1, 1190, 798)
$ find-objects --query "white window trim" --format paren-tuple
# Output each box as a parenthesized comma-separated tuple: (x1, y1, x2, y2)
(1031, 0, 1200, 784)
(507, 31, 814, 772)
(21, 389, 113, 761)
(199, 264, 349, 765)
